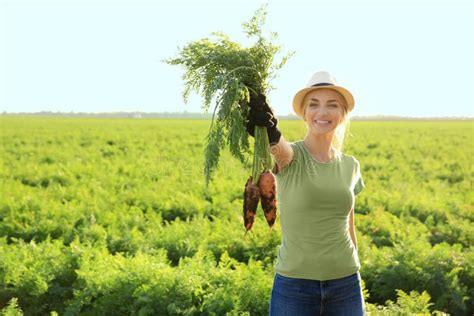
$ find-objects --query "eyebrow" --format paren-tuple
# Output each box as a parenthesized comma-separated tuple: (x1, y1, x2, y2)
(310, 98, 340, 103)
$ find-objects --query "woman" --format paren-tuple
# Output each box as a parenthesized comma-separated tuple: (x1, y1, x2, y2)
(246, 71, 366, 315)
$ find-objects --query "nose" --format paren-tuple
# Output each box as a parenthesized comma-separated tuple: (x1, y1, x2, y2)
(317, 108, 329, 116)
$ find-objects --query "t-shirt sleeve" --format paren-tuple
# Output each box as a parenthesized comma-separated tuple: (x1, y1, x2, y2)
(354, 158, 365, 196)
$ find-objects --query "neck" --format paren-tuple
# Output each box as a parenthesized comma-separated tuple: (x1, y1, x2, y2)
(303, 133, 336, 161)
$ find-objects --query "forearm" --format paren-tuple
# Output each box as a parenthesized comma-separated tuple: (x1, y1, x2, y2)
(270, 135, 290, 159)
(270, 135, 293, 172)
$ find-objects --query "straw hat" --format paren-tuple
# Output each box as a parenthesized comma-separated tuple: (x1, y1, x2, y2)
(292, 71, 355, 117)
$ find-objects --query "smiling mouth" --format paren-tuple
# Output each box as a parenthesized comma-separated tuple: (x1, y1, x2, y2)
(313, 120, 332, 125)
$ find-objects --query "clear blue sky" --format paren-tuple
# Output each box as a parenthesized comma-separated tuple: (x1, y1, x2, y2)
(1, 0, 473, 117)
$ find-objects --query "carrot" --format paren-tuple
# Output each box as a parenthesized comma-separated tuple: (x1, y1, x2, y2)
(258, 171, 277, 230)
(243, 175, 260, 232)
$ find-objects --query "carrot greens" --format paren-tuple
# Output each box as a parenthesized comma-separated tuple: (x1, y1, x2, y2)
(163, 4, 293, 187)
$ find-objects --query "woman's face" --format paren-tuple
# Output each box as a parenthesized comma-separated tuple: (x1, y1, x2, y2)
(302, 88, 346, 135)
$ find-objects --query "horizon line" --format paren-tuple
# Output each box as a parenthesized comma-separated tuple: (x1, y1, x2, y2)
(1, 111, 473, 119)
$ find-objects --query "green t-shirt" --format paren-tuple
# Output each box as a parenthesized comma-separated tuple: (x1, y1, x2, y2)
(274, 140, 365, 281)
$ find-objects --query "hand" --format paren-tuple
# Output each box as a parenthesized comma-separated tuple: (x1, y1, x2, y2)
(245, 93, 282, 145)
(249, 92, 269, 110)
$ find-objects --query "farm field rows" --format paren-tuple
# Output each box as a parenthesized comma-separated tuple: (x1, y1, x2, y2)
(0, 117, 472, 315)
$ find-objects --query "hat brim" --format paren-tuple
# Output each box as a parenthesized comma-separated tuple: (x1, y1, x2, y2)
(292, 86, 355, 117)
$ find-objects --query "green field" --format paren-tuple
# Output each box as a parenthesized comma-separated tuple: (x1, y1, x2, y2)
(0, 117, 473, 315)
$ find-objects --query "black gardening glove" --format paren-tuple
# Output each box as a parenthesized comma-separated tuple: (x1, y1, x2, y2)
(245, 93, 282, 146)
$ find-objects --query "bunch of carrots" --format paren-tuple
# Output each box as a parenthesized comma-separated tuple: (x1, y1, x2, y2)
(243, 119, 278, 233)
(164, 5, 292, 233)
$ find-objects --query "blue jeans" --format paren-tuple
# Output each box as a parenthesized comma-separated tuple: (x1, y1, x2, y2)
(269, 271, 365, 315)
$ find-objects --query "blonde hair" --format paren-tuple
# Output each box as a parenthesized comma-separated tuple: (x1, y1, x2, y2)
(301, 90, 351, 153)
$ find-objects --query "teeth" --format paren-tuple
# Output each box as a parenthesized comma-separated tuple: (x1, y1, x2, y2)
(315, 120, 330, 124)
